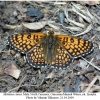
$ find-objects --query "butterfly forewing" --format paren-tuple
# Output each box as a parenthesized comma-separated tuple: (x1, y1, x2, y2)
(8, 33, 47, 54)
(56, 35, 93, 58)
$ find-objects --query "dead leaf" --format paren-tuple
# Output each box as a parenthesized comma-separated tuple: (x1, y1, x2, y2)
(22, 21, 47, 30)
(4, 63, 21, 79)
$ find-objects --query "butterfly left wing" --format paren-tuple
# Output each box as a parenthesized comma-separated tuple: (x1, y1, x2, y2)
(56, 35, 94, 58)
(7, 32, 47, 54)
(26, 43, 47, 68)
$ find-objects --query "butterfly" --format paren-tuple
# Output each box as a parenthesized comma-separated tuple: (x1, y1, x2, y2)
(7, 30, 94, 69)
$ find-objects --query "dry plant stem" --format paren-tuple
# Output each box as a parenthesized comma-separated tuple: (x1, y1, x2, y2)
(71, 2, 82, 10)
(80, 83, 100, 92)
(22, 79, 45, 87)
(16, 74, 27, 91)
(98, 42, 100, 49)
(89, 86, 100, 92)
(47, 23, 60, 30)
(26, 1, 44, 7)
(72, 7, 91, 23)
(81, 57, 100, 71)
(46, 70, 54, 78)
(90, 34, 97, 41)
(73, 24, 93, 36)
(84, 7, 94, 21)
(85, 75, 99, 92)
(64, 7, 68, 18)
(80, 83, 98, 87)
(86, 58, 94, 68)
(72, 3, 94, 21)
(91, 11, 100, 24)
(64, 7, 85, 28)
(0, 51, 9, 53)
(65, 18, 85, 28)
(62, 25, 82, 32)
(6, 24, 22, 29)
(6, 74, 27, 93)
(7, 78, 45, 93)
(0, 77, 8, 82)
(94, 27, 100, 31)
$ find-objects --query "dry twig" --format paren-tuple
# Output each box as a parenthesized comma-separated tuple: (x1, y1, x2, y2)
(7, 74, 27, 93)
(81, 57, 100, 71)
(85, 75, 99, 92)
(73, 24, 93, 36)
(64, 7, 85, 28)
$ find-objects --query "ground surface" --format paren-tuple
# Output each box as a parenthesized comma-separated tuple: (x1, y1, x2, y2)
(0, 1, 100, 92)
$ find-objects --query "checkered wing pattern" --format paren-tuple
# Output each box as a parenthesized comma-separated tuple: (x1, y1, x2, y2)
(51, 46, 73, 69)
(26, 43, 47, 68)
(8, 33, 46, 54)
(7, 30, 94, 69)
(26, 44, 73, 69)
(56, 35, 93, 58)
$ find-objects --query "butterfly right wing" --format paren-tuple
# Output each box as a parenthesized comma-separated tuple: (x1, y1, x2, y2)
(51, 45, 74, 69)
(7, 32, 47, 54)
(56, 35, 93, 58)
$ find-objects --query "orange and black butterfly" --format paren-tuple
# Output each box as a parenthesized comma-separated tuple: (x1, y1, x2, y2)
(7, 30, 94, 69)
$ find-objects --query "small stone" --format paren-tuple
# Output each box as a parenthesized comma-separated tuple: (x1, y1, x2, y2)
(17, 15, 22, 20)
(26, 8, 44, 21)
(0, 2, 5, 7)
(13, 11, 18, 16)
(10, 50, 16, 55)
(78, 60, 87, 68)
(9, 17, 17, 24)
(59, 12, 65, 25)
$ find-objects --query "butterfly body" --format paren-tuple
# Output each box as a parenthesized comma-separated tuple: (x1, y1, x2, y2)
(7, 30, 94, 69)
(44, 30, 58, 65)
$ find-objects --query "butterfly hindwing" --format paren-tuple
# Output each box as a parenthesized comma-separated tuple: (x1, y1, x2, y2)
(51, 45, 74, 69)
(26, 44, 73, 69)
(8, 33, 47, 54)
(26, 43, 47, 68)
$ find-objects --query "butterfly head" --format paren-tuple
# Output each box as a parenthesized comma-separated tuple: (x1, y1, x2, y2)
(48, 30, 54, 35)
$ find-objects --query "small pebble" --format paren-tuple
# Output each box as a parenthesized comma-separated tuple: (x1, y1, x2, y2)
(59, 12, 65, 25)
(0, 2, 5, 7)
(9, 17, 17, 24)
(13, 11, 18, 16)
(26, 8, 44, 21)
(17, 15, 22, 20)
